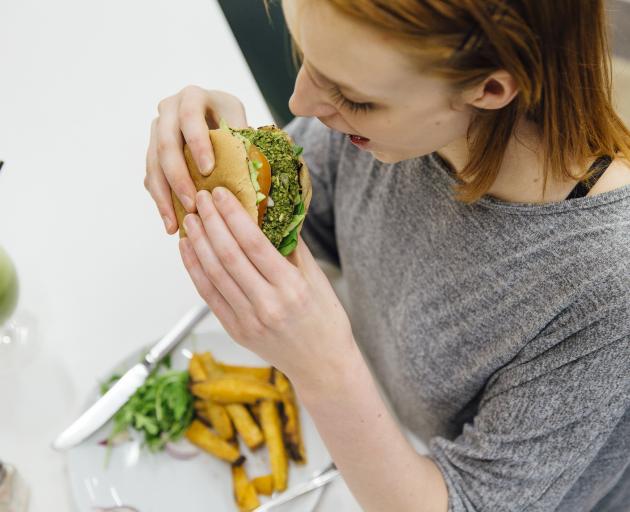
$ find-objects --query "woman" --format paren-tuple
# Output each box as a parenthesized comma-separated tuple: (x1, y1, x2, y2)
(144, 1, 630, 510)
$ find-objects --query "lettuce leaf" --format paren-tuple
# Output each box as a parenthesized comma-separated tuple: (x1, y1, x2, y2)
(281, 212, 305, 238)
(278, 227, 299, 256)
(219, 118, 231, 132)
(278, 200, 305, 256)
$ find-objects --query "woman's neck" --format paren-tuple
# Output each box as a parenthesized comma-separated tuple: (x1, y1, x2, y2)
(438, 119, 580, 203)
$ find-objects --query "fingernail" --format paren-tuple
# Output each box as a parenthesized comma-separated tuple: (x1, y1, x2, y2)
(213, 187, 226, 202)
(200, 156, 214, 175)
(183, 214, 196, 232)
(163, 215, 173, 232)
(197, 190, 211, 204)
(181, 194, 195, 212)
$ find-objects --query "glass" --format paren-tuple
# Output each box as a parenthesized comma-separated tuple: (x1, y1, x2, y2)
(0, 249, 32, 512)
(0, 461, 29, 512)
(0, 243, 74, 451)
(0, 247, 18, 325)
(0, 246, 36, 374)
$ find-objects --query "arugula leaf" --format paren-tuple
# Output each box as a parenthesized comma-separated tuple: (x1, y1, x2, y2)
(292, 144, 304, 157)
(102, 363, 194, 453)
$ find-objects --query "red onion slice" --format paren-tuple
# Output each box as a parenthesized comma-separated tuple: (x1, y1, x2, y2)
(165, 439, 200, 460)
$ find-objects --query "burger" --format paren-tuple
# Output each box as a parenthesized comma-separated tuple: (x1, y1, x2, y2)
(172, 121, 311, 256)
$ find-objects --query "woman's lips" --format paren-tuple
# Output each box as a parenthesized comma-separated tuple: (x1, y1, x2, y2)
(348, 134, 370, 148)
(317, 119, 370, 146)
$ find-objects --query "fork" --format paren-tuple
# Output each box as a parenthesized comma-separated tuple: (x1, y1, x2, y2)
(253, 462, 339, 511)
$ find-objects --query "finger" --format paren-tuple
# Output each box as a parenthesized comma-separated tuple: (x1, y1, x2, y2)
(295, 235, 319, 269)
(206, 90, 249, 129)
(178, 86, 215, 176)
(179, 238, 240, 335)
(211, 187, 292, 286)
(145, 165, 178, 234)
(146, 118, 177, 234)
(183, 213, 254, 314)
(196, 190, 273, 301)
(156, 96, 197, 213)
(286, 236, 323, 291)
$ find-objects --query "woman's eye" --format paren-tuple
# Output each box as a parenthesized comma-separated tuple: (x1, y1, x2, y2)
(329, 86, 374, 114)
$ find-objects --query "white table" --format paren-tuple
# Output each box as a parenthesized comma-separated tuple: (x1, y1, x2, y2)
(0, 0, 361, 509)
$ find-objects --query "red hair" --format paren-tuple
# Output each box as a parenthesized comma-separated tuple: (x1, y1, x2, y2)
(286, 0, 630, 202)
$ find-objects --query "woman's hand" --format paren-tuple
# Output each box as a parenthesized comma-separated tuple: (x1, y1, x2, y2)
(179, 186, 356, 387)
(144, 86, 249, 234)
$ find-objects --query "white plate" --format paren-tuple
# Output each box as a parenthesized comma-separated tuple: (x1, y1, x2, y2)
(66, 327, 332, 512)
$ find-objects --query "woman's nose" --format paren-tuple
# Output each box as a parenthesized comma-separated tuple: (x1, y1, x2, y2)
(288, 66, 338, 118)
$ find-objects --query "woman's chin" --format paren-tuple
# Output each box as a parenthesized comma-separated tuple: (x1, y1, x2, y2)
(370, 149, 409, 164)
(371, 146, 433, 164)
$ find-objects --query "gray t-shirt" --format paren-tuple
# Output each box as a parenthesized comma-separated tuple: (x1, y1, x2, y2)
(285, 116, 630, 512)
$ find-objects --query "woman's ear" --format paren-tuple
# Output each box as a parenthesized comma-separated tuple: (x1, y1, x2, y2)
(462, 70, 519, 110)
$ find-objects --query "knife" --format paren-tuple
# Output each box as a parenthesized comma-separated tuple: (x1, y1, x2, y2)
(52, 303, 210, 451)
(253, 462, 339, 511)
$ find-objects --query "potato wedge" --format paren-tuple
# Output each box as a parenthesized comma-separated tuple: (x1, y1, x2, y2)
(252, 474, 274, 496)
(191, 375, 281, 404)
(273, 369, 307, 464)
(249, 403, 261, 425)
(185, 420, 243, 464)
(198, 352, 222, 377)
(194, 400, 212, 425)
(232, 464, 260, 512)
(188, 353, 209, 382)
(218, 363, 272, 381)
(226, 404, 264, 449)
(260, 399, 288, 491)
(204, 401, 234, 440)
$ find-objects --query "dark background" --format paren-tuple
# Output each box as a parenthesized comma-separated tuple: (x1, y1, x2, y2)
(218, 0, 298, 127)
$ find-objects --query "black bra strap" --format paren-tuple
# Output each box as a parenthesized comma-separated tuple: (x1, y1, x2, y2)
(565, 155, 613, 200)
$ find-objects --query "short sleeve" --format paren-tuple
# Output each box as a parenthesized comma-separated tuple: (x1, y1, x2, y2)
(284, 116, 344, 267)
(429, 292, 630, 512)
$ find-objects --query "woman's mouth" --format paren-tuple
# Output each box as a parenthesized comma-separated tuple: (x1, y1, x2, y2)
(348, 133, 370, 148)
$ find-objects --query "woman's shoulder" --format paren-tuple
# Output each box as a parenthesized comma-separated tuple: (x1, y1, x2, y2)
(586, 157, 630, 197)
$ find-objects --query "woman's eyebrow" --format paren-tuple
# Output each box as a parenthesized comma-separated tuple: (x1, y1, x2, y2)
(304, 61, 371, 98)
(291, 30, 377, 99)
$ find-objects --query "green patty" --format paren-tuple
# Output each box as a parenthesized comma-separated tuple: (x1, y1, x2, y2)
(235, 127, 302, 247)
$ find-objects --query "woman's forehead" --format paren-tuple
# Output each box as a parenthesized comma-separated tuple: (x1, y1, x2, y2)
(283, 0, 422, 99)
